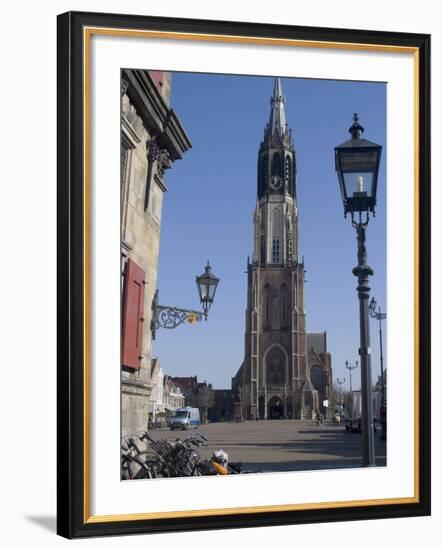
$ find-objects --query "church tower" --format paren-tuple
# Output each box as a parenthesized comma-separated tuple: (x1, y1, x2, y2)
(236, 78, 332, 420)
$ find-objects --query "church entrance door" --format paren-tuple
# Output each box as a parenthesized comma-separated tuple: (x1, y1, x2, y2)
(268, 396, 284, 419)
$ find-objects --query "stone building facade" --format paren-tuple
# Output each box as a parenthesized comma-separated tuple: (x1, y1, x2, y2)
(208, 390, 235, 423)
(233, 78, 332, 420)
(147, 358, 165, 423)
(170, 376, 214, 423)
(307, 332, 332, 417)
(148, 360, 185, 425)
(121, 70, 191, 436)
(163, 376, 186, 413)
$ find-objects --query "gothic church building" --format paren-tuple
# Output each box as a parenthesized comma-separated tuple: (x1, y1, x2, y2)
(233, 78, 332, 420)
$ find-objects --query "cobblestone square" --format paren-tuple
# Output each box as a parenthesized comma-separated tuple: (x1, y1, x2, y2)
(152, 419, 386, 473)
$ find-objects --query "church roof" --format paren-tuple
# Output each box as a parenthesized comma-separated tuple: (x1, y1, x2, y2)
(268, 77, 287, 137)
(169, 376, 197, 389)
(307, 332, 327, 354)
(302, 377, 318, 393)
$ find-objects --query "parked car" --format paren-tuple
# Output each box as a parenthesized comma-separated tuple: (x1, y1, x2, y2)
(344, 416, 377, 433)
(344, 391, 377, 433)
(168, 407, 201, 430)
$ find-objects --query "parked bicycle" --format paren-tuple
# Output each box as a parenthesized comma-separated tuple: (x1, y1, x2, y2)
(121, 431, 257, 479)
(121, 436, 161, 479)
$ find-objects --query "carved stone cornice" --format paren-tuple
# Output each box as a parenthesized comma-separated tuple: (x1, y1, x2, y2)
(122, 69, 192, 161)
(145, 137, 171, 192)
(156, 148, 172, 178)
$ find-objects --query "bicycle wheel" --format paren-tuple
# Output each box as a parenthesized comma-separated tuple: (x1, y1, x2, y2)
(127, 452, 159, 479)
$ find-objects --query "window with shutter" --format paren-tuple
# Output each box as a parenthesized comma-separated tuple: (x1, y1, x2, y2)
(122, 259, 145, 369)
(148, 70, 164, 91)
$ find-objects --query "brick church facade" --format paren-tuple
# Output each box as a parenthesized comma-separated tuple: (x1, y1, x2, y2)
(233, 78, 332, 420)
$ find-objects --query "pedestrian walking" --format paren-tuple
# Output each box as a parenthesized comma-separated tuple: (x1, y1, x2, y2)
(315, 409, 323, 428)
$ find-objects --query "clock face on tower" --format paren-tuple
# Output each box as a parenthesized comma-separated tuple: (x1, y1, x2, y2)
(270, 175, 283, 193)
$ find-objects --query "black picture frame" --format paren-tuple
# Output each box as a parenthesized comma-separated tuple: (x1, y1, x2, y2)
(57, 10, 431, 539)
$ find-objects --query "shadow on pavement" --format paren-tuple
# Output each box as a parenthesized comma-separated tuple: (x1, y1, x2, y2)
(205, 425, 386, 465)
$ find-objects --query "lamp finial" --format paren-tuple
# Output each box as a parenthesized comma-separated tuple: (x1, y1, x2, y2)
(349, 113, 364, 139)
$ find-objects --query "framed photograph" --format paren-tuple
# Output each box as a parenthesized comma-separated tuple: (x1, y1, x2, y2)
(57, 11, 431, 538)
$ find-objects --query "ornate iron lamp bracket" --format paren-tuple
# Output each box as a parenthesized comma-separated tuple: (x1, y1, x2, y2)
(151, 290, 205, 340)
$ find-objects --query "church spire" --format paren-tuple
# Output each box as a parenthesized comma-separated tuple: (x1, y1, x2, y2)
(258, 78, 296, 200)
(268, 77, 287, 137)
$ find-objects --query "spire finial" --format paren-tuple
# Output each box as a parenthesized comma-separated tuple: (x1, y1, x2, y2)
(268, 77, 287, 137)
(272, 77, 283, 99)
(349, 112, 364, 139)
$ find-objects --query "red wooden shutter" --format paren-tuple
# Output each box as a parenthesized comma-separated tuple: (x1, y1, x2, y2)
(122, 259, 145, 369)
(147, 70, 164, 90)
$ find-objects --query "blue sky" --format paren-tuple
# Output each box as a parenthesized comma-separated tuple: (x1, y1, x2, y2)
(153, 72, 386, 391)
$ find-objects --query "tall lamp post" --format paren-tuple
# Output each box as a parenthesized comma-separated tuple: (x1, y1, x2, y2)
(151, 261, 220, 339)
(369, 297, 387, 440)
(345, 360, 359, 393)
(335, 113, 382, 467)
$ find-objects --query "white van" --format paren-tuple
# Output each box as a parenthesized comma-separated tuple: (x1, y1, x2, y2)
(169, 407, 201, 430)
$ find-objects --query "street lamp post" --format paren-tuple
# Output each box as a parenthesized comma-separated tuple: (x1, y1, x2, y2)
(345, 360, 359, 393)
(335, 113, 382, 467)
(151, 261, 220, 339)
(369, 297, 387, 440)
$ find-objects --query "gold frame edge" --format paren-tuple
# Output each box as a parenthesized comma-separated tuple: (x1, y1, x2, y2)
(82, 26, 420, 524)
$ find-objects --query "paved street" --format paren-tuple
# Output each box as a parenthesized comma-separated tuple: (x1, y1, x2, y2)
(151, 419, 386, 473)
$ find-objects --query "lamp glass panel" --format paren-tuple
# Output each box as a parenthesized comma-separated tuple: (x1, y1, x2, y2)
(207, 282, 217, 301)
(197, 282, 207, 300)
(343, 172, 373, 199)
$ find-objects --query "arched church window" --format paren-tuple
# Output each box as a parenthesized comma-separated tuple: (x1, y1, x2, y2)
(272, 294, 279, 329)
(271, 152, 283, 178)
(260, 236, 266, 265)
(258, 155, 268, 197)
(263, 284, 271, 328)
(272, 238, 280, 263)
(266, 346, 286, 386)
(280, 284, 289, 327)
(262, 156, 268, 183)
(272, 206, 283, 250)
(310, 365, 325, 396)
